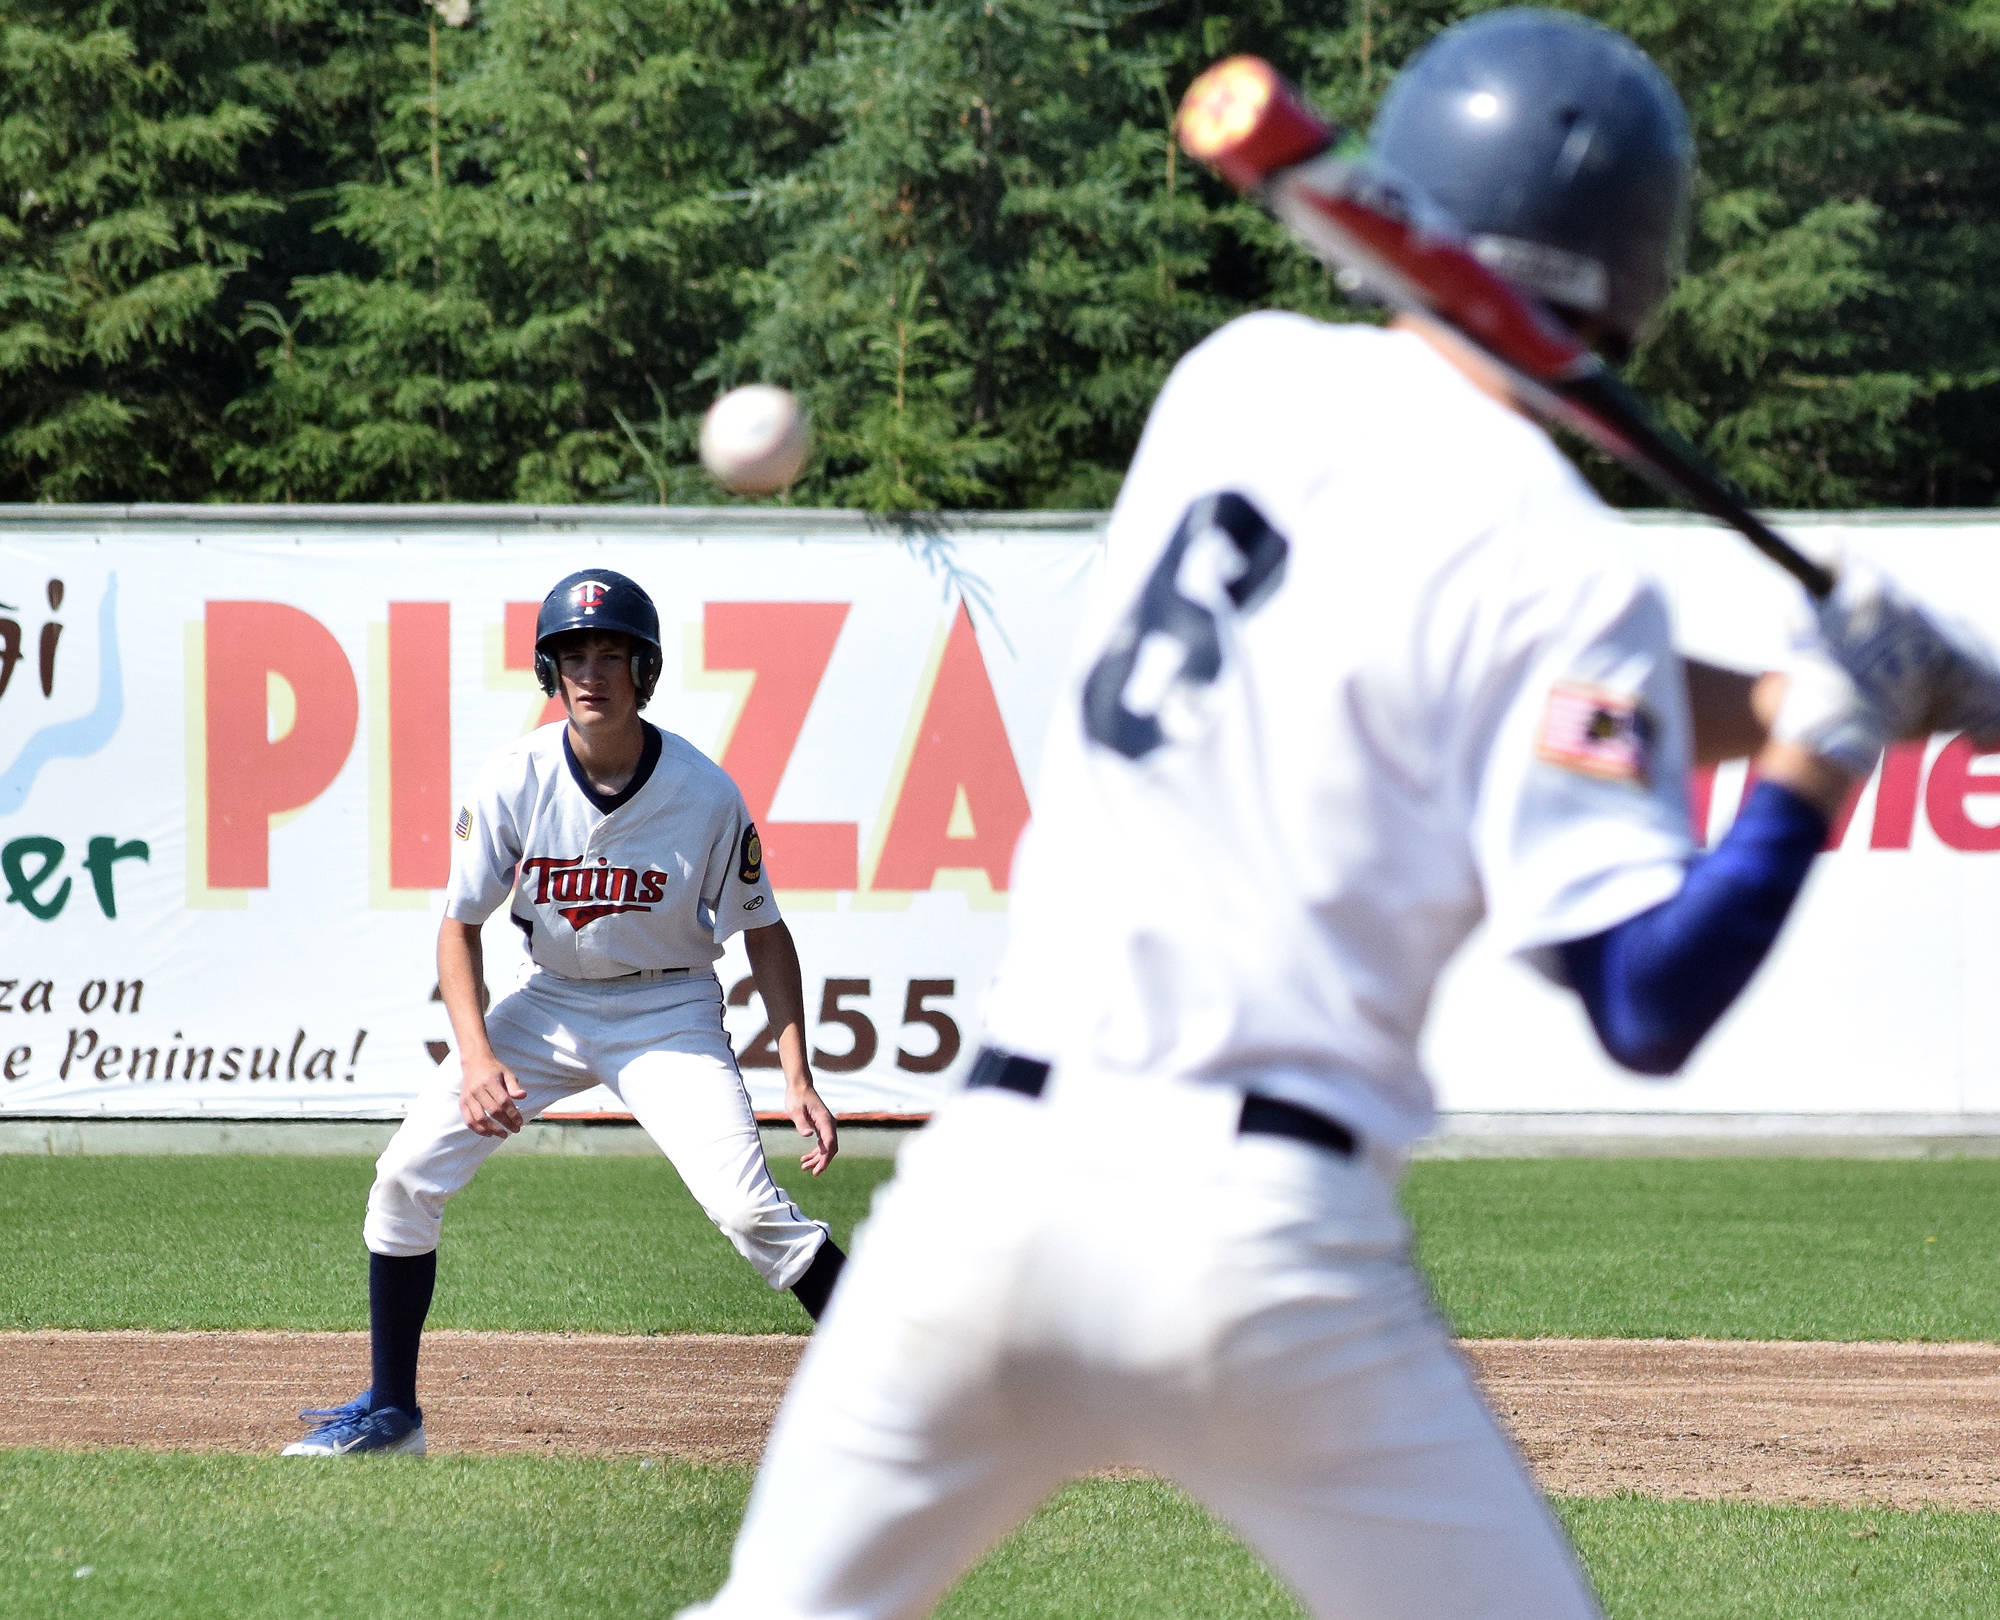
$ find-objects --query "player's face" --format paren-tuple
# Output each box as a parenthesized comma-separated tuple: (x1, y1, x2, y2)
(555, 633, 640, 725)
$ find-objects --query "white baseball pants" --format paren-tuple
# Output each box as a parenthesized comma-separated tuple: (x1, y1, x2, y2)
(366, 971, 829, 1291)
(682, 1065, 1602, 1620)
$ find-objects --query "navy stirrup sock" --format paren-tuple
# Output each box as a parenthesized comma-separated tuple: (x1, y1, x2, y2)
(791, 1238, 847, 1322)
(368, 1249, 437, 1416)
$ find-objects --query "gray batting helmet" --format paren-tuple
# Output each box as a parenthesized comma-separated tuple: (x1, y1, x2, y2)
(1368, 7, 1695, 357)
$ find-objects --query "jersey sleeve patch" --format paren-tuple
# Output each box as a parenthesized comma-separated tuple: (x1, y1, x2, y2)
(738, 822, 763, 884)
(1536, 681, 1653, 785)
(454, 806, 472, 840)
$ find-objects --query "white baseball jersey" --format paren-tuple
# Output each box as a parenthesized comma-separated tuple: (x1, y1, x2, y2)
(445, 721, 777, 978)
(981, 311, 1696, 1148)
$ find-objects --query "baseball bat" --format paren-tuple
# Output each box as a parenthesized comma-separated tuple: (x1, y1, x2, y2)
(1175, 57, 1837, 601)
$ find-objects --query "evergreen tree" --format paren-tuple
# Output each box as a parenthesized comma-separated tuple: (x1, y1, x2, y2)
(0, 6, 286, 498)
(727, 0, 1352, 511)
(218, 0, 841, 502)
(6, 1, 2000, 509)
(1614, 0, 2000, 507)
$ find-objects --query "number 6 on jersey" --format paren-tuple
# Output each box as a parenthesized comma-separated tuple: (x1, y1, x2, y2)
(1082, 492, 1289, 760)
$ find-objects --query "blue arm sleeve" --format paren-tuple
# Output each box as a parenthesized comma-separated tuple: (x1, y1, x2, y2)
(1557, 781, 1829, 1076)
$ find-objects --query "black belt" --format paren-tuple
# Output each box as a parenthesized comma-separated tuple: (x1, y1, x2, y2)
(963, 1047, 1358, 1159)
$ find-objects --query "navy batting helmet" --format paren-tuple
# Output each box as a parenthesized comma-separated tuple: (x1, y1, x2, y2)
(534, 569, 663, 708)
(1368, 8, 1694, 357)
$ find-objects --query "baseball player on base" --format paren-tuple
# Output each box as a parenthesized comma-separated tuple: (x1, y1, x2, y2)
(680, 11, 2000, 1618)
(284, 568, 845, 1457)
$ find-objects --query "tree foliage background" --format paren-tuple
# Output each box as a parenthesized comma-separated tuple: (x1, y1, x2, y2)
(5, 0, 2000, 508)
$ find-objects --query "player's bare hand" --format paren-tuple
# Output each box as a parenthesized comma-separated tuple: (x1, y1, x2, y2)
(460, 1059, 527, 1137)
(788, 1083, 839, 1175)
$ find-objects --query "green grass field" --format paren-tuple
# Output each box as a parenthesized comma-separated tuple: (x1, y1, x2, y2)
(7, 1154, 1999, 1340)
(0, 1154, 891, 1333)
(5, 1152, 2000, 1618)
(1404, 1157, 2000, 1340)
(6, 1455, 2000, 1619)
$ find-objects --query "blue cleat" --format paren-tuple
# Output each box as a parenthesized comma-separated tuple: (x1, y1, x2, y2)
(283, 1395, 426, 1456)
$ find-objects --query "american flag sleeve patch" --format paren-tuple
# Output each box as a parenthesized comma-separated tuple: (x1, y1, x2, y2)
(454, 806, 473, 840)
(1536, 681, 1651, 784)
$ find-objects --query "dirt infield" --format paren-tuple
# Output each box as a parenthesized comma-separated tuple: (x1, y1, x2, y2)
(5, 1331, 2000, 1511)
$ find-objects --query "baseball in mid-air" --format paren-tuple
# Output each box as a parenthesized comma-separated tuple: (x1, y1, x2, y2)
(700, 384, 811, 495)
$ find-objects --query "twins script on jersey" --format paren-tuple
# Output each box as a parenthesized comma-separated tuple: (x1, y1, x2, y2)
(446, 723, 776, 978)
(980, 312, 1698, 1148)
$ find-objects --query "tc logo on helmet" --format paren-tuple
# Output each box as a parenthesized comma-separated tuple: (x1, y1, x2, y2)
(572, 581, 609, 609)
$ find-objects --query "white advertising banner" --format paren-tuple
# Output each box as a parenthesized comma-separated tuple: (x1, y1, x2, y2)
(0, 508, 1098, 1119)
(5, 506, 1999, 1122)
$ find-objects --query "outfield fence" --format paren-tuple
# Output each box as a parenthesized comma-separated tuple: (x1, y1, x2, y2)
(2, 505, 1997, 1130)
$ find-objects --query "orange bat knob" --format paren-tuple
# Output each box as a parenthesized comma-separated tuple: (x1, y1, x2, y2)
(1176, 56, 1337, 192)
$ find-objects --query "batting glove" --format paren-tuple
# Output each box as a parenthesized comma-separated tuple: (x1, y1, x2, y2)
(1771, 640, 1889, 777)
(1810, 561, 2000, 745)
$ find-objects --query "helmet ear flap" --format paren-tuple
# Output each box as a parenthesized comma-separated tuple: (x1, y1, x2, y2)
(632, 647, 663, 709)
(534, 648, 559, 697)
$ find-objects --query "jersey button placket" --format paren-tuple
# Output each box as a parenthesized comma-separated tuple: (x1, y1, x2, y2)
(576, 831, 606, 974)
